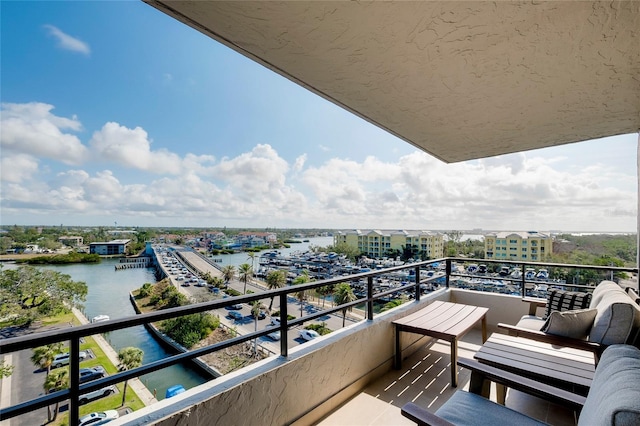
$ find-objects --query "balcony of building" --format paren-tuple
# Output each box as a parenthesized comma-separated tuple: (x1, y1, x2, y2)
(1, 259, 636, 426)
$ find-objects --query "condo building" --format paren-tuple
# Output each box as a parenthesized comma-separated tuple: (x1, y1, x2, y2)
(484, 231, 553, 261)
(334, 229, 444, 259)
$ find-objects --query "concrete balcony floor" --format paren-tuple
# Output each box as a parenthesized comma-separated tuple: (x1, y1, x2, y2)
(315, 329, 577, 426)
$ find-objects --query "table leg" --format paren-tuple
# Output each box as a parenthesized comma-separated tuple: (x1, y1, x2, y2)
(451, 339, 458, 387)
(496, 384, 507, 405)
(394, 326, 401, 369)
(481, 315, 487, 343)
(469, 370, 491, 398)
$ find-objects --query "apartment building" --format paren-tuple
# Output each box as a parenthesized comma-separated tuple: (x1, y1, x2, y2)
(334, 229, 444, 259)
(484, 231, 553, 261)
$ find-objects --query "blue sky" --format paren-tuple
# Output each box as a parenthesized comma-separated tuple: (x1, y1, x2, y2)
(1, 1, 637, 233)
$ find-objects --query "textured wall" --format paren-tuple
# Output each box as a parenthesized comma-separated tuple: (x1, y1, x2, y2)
(147, 1, 640, 162)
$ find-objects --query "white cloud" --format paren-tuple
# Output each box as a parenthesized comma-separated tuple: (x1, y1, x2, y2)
(89, 122, 182, 174)
(0, 104, 635, 232)
(0, 153, 39, 183)
(292, 154, 307, 173)
(43, 25, 90, 56)
(0, 102, 88, 166)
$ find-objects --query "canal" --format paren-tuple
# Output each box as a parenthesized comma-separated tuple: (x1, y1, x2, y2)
(4, 259, 209, 400)
(2, 236, 335, 399)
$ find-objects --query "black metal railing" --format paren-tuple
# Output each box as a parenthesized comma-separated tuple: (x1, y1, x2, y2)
(1, 257, 636, 424)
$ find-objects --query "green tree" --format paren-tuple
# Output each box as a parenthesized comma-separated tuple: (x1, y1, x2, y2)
(30, 343, 63, 376)
(161, 313, 219, 348)
(117, 347, 144, 407)
(221, 265, 236, 284)
(138, 282, 153, 298)
(0, 359, 14, 378)
(0, 266, 87, 326)
(334, 282, 356, 327)
(265, 270, 286, 310)
(247, 252, 257, 271)
(238, 263, 253, 294)
(316, 284, 335, 308)
(292, 271, 312, 317)
(43, 368, 69, 421)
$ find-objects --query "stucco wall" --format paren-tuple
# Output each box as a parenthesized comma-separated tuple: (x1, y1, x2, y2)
(116, 290, 451, 426)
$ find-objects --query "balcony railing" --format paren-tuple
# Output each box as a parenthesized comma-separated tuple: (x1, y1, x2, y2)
(1, 257, 636, 425)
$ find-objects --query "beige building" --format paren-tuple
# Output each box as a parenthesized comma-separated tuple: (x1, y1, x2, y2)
(484, 231, 552, 262)
(334, 229, 444, 259)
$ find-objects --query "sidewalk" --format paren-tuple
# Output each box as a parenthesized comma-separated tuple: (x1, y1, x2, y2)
(72, 308, 157, 406)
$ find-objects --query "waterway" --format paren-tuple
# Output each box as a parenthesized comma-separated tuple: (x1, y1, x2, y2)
(213, 236, 334, 268)
(2, 236, 334, 399)
(2, 259, 209, 400)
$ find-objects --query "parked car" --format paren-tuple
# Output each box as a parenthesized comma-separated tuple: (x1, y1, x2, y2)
(298, 329, 320, 341)
(52, 351, 88, 368)
(267, 330, 281, 341)
(227, 304, 243, 310)
(79, 366, 106, 384)
(270, 317, 281, 326)
(228, 311, 243, 320)
(78, 385, 117, 405)
(78, 410, 119, 426)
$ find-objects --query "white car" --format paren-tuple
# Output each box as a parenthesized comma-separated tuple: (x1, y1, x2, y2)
(267, 330, 281, 341)
(78, 410, 119, 426)
(79, 385, 117, 405)
(52, 351, 88, 368)
(298, 329, 320, 341)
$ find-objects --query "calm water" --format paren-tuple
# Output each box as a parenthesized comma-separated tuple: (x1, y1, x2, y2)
(2, 236, 334, 398)
(214, 236, 334, 267)
(3, 258, 208, 400)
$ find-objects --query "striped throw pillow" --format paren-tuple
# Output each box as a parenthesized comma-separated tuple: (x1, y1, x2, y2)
(544, 289, 592, 319)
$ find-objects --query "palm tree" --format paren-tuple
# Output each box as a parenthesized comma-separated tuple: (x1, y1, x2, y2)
(250, 301, 267, 356)
(266, 270, 286, 310)
(238, 263, 253, 294)
(117, 347, 144, 407)
(292, 270, 312, 317)
(221, 264, 236, 286)
(247, 252, 257, 271)
(30, 343, 63, 376)
(43, 368, 69, 421)
(317, 284, 335, 308)
(334, 282, 357, 327)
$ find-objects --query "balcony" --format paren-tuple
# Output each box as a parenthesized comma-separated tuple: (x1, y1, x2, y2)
(1, 258, 636, 426)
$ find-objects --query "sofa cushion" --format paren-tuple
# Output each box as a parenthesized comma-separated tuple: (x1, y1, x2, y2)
(579, 345, 640, 425)
(540, 308, 597, 340)
(544, 289, 592, 319)
(516, 315, 546, 330)
(589, 289, 640, 345)
(435, 389, 546, 426)
(589, 280, 622, 309)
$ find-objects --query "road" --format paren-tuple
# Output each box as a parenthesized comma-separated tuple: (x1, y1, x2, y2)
(162, 249, 361, 353)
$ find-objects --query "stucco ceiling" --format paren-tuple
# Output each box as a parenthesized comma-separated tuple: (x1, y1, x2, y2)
(144, 1, 640, 163)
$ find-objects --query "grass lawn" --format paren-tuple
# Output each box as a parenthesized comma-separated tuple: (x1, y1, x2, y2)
(24, 312, 146, 425)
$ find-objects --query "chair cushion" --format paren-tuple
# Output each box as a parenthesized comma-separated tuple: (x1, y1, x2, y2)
(579, 345, 640, 426)
(540, 308, 597, 340)
(544, 289, 592, 319)
(435, 391, 547, 426)
(589, 280, 622, 309)
(516, 315, 546, 330)
(589, 289, 640, 345)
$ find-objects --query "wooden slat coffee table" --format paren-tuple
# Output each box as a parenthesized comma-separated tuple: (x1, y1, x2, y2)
(474, 333, 596, 403)
(393, 300, 488, 387)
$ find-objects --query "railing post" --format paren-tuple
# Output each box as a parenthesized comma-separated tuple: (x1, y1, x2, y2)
(279, 293, 288, 357)
(69, 337, 81, 426)
(521, 264, 526, 298)
(414, 266, 421, 301)
(446, 259, 451, 288)
(367, 276, 374, 320)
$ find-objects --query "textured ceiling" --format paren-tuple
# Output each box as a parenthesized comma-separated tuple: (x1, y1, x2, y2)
(145, 1, 640, 163)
